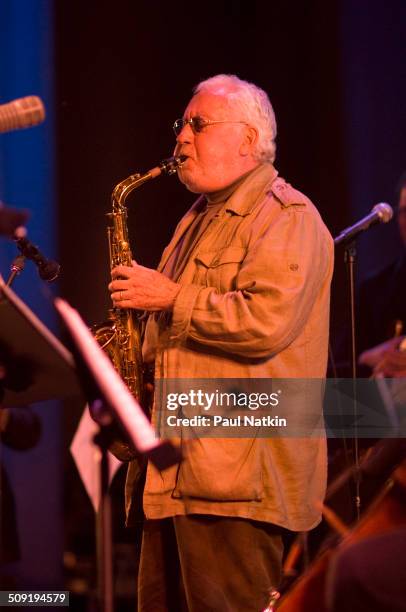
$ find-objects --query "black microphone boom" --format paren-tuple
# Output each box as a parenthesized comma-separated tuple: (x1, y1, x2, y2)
(15, 236, 60, 282)
(334, 203, 393, 246)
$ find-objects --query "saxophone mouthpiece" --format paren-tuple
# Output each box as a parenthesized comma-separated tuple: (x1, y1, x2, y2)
(146, 156, 187, 180)
(159, 155, 187, 176)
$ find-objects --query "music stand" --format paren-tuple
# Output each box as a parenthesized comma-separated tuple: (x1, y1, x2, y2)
(54, 297, 180, 612)
(0, 275, 83, 405)
(0, 279, 180, 611)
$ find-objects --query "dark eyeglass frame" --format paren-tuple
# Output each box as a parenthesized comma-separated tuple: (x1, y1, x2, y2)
(173, 116, 248, 137)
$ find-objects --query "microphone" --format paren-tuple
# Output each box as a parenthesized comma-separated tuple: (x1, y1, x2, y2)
(334, 203, 393, 246)
(0, 96, 46, 134)
(15, 236, 60, 282)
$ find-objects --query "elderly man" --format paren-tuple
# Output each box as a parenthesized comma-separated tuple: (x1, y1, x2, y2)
(109, 75, 333, 611)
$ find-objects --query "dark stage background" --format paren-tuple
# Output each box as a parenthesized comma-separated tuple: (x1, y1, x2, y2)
(1, 0, 405, 601)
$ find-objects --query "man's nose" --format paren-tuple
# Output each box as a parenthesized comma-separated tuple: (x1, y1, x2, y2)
(176, 122, 194, 144)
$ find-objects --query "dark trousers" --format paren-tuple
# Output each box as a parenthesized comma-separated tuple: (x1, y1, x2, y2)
(138, 515, 284, 612)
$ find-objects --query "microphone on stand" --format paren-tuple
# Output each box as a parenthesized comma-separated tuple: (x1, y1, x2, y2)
(15, 236, 60, 282)
(334, 203, 393, 246)
(0, 96, 46, 134)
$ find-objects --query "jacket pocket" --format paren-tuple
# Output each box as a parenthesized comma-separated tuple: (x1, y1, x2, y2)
(194, 246, 247, 291)
(172, 437, 263, 501)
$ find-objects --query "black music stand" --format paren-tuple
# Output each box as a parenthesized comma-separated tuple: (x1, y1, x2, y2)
(0, 275, 82, 405)
(0, 279, 180, 612)
(54, 297, 180, 612)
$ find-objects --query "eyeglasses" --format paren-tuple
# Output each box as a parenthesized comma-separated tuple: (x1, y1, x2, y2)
(173, 116, 247, 137)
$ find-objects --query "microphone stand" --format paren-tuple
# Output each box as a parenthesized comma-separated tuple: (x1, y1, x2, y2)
(344, 240, 361, 521)
(343, 242, 358, 381)
(3, 229, 60, 287)
(6, 254, 26, 287)
(14, 235, 60, 282)
(342, 241, 361, 520)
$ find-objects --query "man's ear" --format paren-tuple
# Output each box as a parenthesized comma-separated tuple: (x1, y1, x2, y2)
(239, 126, 258, 156)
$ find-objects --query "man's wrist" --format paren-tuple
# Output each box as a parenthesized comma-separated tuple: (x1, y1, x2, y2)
(165, 283, 182, 311)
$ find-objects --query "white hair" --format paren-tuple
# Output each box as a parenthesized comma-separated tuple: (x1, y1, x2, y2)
(194, 74, 277, 163)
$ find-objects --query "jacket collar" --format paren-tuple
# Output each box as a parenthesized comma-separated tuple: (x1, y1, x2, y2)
(223, 163, 278, 217)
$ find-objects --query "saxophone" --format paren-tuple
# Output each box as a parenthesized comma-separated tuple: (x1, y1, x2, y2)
(93, 155, 185, 405)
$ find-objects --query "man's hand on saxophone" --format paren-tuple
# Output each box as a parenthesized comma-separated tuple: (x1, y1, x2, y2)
(109, 262, 181, 312)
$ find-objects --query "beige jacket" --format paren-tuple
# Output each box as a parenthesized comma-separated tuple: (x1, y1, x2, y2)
(126, 163, 334, 531)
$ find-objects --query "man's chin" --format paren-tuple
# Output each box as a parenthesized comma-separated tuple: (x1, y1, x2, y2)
(177, 171, 203, 194)
(185, 184, 203, 194)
